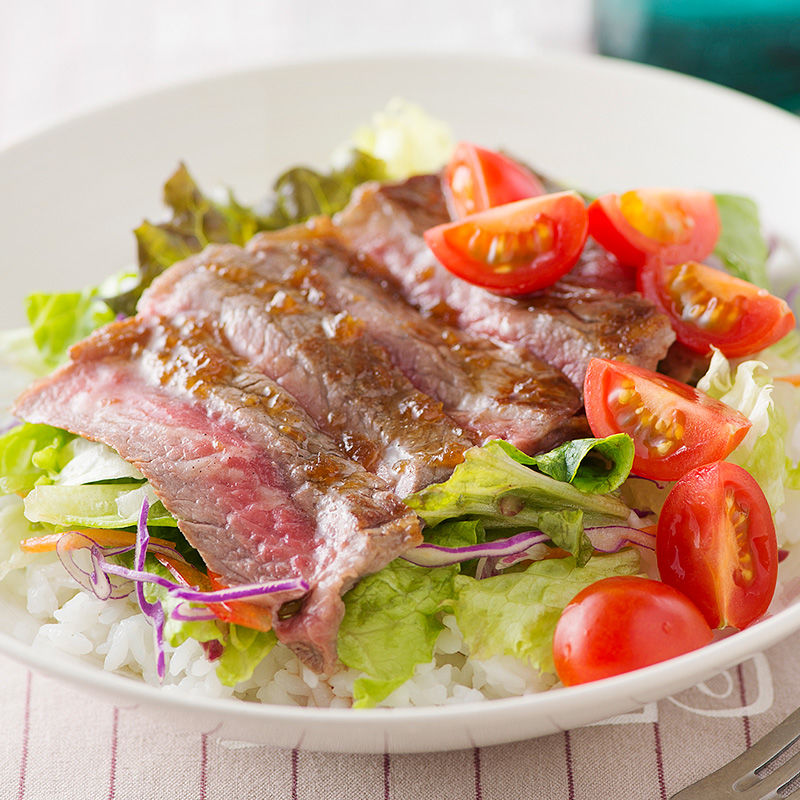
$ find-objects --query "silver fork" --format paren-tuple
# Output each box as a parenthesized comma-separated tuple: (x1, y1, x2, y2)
(671, 707, 800, 799)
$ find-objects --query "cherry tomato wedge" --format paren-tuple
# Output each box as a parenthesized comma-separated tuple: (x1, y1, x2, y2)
(584, 358, 751, 481)
(638, 259, 796, 358)
(656, 461, 778, 629)
(553, 575, 712, 685)
(423, 191, 588, 296)
(442, 142, 545, 219)
(588, 188, 720, 268)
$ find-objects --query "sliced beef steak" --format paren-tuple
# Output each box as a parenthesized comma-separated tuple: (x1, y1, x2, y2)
(244, 225, 582, 453)
(336, 175, 675, 389)
(12, 315, 421, 672)
(141, 246, 471, 496)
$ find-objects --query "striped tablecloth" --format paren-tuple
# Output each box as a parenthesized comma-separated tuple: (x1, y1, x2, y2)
(2, 630, 799, 800)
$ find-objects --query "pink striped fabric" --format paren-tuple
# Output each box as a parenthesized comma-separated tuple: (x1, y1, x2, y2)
(15, 671, 30, 800)
(1, 631, 799, 800)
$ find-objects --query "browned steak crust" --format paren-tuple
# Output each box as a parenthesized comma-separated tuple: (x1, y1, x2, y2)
(336, 175, 675, 389)
(13, 315, 421, 672)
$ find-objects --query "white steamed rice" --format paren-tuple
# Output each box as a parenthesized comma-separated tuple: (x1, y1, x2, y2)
(1, 493, 556, 707)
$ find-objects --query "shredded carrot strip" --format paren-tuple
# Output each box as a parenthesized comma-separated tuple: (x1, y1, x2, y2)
(20, 529, 273, 633)
(153, 552, 210, 590)
(207, 570, 274, 632)
(20, 528, 177, 553)
(639, 524, 658, 536)
(776, 374, 800, 387)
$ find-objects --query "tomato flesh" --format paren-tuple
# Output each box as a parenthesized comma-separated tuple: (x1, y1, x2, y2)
(656, 461, 778, 629)
(444, 215, 554, 269)
(424, 191, 588, 296)
(584, 358, 751, 481)
(442, 142, 544, 219)
(553, 575, 713, 685)
(588, 188, 720, 268)
(639, 259, 796, 357)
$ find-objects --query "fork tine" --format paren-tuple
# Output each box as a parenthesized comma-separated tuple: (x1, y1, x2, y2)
(735, 747, 800, 800)
(730, 706, 800, 779)
(670, 707, 800, 799)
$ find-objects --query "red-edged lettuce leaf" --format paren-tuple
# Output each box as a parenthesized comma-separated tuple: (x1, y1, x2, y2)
(105, 151, 386, 316)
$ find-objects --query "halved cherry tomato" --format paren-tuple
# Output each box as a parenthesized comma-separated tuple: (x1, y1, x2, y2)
(442, 142, 545, 219)
(588, 188, 720, 268)
(553, 575, 712, 685)
(423, 191, 588, 296)
(584, 358, 751, 481)
(639, 259, 796, 357)
(656, 461, 778, 629)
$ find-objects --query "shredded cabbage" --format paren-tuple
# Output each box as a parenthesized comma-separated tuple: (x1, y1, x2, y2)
(342, 98, 454, 180)
(697, 347, 800, 543)
(23, 483, 177, 529)
(697, 349, 784, 507)
(452, 550, 641, 675)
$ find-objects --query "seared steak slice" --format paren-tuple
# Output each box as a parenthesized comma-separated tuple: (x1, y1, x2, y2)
(141, 246, 471, 496)
(658, 341, 712, 386)
(563, 238, 638, 295)
(242, 225, 581, 454)
(13, 315, 421, 672)
(336, 175, 675, 389)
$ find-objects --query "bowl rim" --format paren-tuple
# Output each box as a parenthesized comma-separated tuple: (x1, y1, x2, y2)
(1, 49, 799, 748)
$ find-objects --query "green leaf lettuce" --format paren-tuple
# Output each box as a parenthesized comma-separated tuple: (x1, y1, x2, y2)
(404, 438, 632, 565)
(492, 434, 634, 494)
(452, 549, 641, 675)
(107, 152, 387, 316)
(144, 557, 277, 686)
(713, 194, 770, 289)
(25, 289, 115, 368)
(337, 558, 457, 708)
(0, 423, 75, 495)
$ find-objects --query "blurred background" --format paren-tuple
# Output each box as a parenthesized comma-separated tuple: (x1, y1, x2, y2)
(595, 0, 800, 112)
(0, 0, 595, 148)
(0, 0, 798, 150)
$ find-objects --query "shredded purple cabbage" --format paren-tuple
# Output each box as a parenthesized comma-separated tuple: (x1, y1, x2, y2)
(401, 530, 550, 567)
(496, 525, 655, 571)
(55, 533, 134, 601)
(134, 500, 167, 678)
(170, 580, 309, 603)
(0, 418, 21, 436)
(201, 639, 224, 662)
(586, 525, 656, 552)
(170, 604, 218, 622)
(405, 524, 656, 576)
(626, 475, 669, 491)
(54, 499, 308, 681)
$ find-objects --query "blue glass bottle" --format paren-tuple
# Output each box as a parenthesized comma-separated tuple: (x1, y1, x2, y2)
(594, 0, 800, 111)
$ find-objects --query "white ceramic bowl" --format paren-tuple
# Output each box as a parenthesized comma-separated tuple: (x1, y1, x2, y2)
(0, 53, 799, 753)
